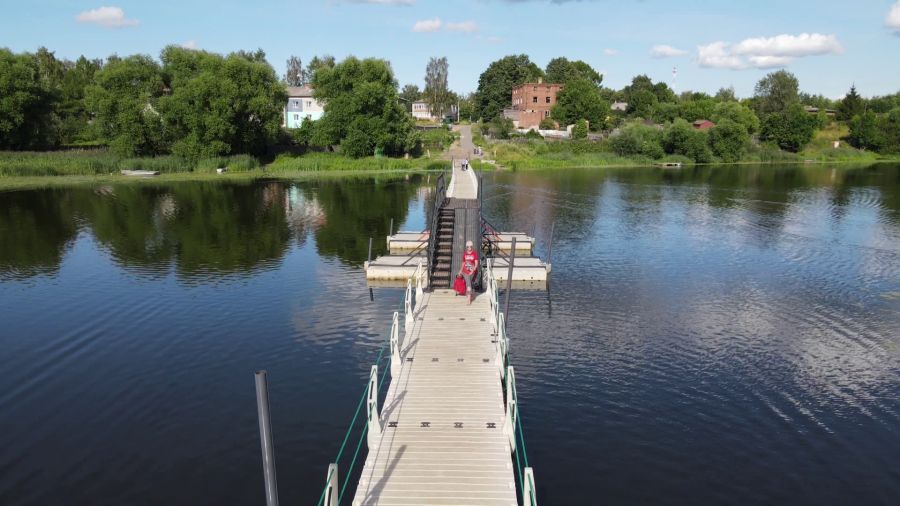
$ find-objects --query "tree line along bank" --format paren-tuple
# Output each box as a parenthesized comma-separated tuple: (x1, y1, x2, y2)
(2, 47, 899, 170)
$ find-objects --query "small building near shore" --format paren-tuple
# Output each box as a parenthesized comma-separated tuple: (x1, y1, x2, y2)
(412, 101, 433, 121)
(284, 85, 325, 128)
(693, 119, 715, 130)
(411, 100, 458, 122)
(506, 79, 564, 129)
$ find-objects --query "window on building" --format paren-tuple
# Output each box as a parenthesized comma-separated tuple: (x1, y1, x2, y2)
(545, 111, 550, 117)
(293, 114, 299, 120)
(532, 96, 538, 103)
(546, 96, 551, 104)
(532, 86, 537, 91)
(306, 101, 312, 108)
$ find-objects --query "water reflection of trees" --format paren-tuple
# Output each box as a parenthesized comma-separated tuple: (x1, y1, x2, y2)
(0, 189, 79, 279)
(309, 177, 422, 265)
(0, 166, 895, 279)
(80, 182, 293, 276)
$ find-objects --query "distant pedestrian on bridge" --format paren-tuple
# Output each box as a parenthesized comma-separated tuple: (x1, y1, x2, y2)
(458, 240, 479, 305)
(461, 158, 468, 171)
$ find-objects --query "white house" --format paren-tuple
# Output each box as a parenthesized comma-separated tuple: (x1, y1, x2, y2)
(411, 101, 433, 121)
(284, 85, 325, 128)
(411, 100, 458, 122)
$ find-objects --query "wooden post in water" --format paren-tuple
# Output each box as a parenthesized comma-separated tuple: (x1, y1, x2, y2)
(389, 218, 394, 236)
(504, 237, 516, 320)
(367, 237, 373, 264)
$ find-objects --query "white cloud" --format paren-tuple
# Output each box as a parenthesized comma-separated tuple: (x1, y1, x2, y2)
(603, 48, 618, 56)
(887, 2, 900, 33)
(651, 44, 688, 58)
(446, 20, 477, 32)
(732, 33, 843, 57)
(180, 40, 198, 49)
(748, 55, 792, 69)
(75, 6, 139, 28)
(412, 18, 442, 32)
(697, 41, 746, 70)
(698, 33, 842, 70)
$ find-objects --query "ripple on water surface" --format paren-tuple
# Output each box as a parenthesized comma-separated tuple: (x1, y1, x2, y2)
(1, 169, 900, 505)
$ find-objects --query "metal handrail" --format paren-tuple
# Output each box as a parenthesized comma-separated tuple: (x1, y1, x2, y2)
(483, 260, 537, 506)
(316, 264, 427, 505)
(426, 172, 446, 286)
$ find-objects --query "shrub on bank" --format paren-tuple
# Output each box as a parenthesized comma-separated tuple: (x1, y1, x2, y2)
(267, 153, 449, 172)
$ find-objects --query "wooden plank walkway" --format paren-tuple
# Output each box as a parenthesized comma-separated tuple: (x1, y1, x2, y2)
(351, 289, 516, 506)
(351, 161, 519, 505)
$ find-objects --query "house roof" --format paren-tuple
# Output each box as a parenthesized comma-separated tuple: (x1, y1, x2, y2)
(286, 85, 314, 98)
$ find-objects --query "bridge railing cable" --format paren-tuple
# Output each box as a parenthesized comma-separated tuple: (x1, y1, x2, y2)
(316, 261, 426, 505)
(484, 260, 538, 505)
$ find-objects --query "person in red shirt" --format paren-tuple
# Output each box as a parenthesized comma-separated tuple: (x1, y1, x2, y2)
(458, 240, 479, 305)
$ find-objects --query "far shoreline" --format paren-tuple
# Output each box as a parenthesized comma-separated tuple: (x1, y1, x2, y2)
(2, 158, 898, 191)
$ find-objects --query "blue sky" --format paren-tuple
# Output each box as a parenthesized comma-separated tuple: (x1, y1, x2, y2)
(3, 1, 900, 98)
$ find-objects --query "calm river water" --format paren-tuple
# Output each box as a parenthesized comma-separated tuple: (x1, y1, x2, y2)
(1, 164, 899, 505)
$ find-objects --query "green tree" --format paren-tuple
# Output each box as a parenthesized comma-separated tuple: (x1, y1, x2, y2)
(544, 57, 602, 86)
(650, 102, 680, 124)
(85, 54, 166, 156)
(551, 78, 609, 130)
(678, 99, 717, 122)
(837, 85, 865, 121)
(652, 82, 677, 104)
(848, 111, 884, 151)
(474, 54, 543, 121)
(753, 70, 800, 116)
(662, 119, 712, 162)
(760, 103, 818, 152)
(0, 49, 58, 149)
(457, 92, 475, 122)
(610, 121, 664, 159)
(58, 56, 103, 143)
(285, 55, 304, 86)
(714, 87, 737, 102)
(626, 89, 657, 118)
(708, 119, 749, 162)
(312, 56, 416, 157)
(486, 116, 514, 139)
(571, 119, 588, 139)
(159, 46, 287, 159)
(399, 84, 420, 112)
(538, 116, 557, 130)
(711, 101, 760, 134)
(424, 56, 452, 119)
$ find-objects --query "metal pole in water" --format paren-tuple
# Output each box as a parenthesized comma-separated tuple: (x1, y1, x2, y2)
(367, 237, 373, 264)
(504, 237, 516, 319)
(547, 221, 555, 265)
(255, 371, 279, 506)
(389, 218, 394, 236)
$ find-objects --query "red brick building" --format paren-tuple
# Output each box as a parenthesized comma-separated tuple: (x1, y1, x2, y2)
(503, 80, 563, 129)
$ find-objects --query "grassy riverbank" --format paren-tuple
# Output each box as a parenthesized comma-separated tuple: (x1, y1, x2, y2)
(0, 150, 450, 177)
(478, 135, 900, 171)
(0, 150, 451, 190)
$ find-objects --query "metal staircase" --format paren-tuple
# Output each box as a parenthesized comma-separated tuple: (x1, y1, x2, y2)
(430, 207, 455, 288)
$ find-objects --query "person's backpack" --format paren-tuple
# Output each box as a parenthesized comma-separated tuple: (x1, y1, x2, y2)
(453, 275, 467, 296)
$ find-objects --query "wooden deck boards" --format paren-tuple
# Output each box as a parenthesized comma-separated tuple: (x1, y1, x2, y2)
(351, 291, 516, 506)
(352, 163, 518, 506)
